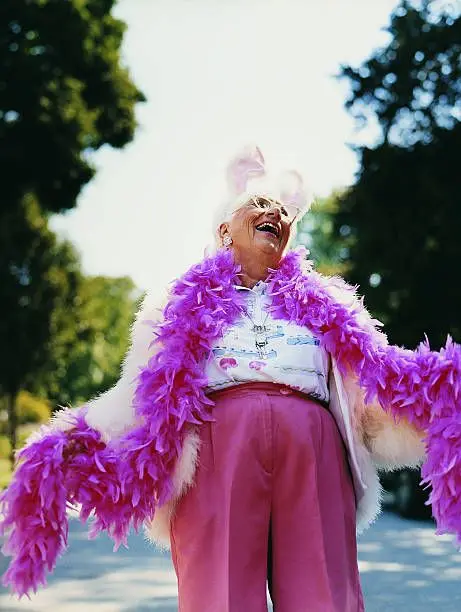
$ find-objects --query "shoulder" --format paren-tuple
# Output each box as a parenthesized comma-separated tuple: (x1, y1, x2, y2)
(311, 269, 358, 305)
(132, 288, 169, 335)
(122, 288, 169, 376)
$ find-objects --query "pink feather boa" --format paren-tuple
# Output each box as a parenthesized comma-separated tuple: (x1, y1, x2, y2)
(1, 246, 460, 596)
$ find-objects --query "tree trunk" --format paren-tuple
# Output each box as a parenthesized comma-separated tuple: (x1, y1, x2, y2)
(7, 391, 18, 468)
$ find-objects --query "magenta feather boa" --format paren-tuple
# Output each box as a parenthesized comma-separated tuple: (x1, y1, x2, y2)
(2, 246, 461, 596)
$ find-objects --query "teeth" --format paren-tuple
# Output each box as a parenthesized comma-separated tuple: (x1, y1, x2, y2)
(256, 222, 279, 237)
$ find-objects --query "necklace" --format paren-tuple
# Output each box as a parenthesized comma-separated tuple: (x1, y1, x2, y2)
(241, 295, 271, 359)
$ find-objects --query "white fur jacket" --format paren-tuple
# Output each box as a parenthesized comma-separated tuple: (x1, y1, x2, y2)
(60, 273, 426, 551)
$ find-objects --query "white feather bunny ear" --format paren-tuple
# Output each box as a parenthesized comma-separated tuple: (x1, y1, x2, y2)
(226, 145, 266, 196)
(279, 170, 312, 212)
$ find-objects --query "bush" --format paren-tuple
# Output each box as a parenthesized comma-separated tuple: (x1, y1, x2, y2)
(0, 392, 51, 435)
(0, 459, 11, 489)
(0, 427, 42, 460)
(0, 434, 10, 459)
(16, 391, 51, 425)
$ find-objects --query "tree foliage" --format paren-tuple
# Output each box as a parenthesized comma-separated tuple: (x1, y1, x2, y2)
(0, 198, 139, 456)
(41, 275, 139, 408)
(336, 0, 461, 349)
(0, 0, 144, 213)
(0, 198, 81, 457)
(0, 198, 81, 397)
(0, 0, 143, 458)
(295, 191, 350, 277)
(0, 0, 143, 394)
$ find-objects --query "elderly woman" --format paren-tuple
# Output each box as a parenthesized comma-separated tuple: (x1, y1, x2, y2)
(2, 147, 461, 612)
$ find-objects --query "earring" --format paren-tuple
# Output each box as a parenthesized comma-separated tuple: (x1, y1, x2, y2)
(223, 235, 233, 248)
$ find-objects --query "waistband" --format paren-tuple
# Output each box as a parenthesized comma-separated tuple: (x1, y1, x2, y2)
(207, 382, 329, 408)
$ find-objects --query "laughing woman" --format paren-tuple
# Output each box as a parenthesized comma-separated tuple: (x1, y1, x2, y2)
(2, 147, 461, 612)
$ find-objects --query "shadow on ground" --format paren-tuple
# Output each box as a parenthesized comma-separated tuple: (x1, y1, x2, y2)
(359, 512, 461, 611)
(1, 512, 460, 611)
(1, 519, 178, 612)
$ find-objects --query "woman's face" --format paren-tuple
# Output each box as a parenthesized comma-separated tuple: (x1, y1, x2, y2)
(219, 197, 294, 265)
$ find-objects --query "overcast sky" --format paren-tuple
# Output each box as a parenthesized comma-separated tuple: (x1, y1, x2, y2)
(51, 0, 398, 291)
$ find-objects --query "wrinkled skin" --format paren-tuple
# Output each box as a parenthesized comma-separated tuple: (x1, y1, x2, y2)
(218, 200, 295, 288)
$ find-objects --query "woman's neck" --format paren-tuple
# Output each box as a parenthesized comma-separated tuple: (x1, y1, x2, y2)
(234, 252, 279, 288)
(239, 272, 265, 289)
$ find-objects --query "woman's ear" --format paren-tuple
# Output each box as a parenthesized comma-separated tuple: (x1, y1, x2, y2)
(218, 222, 229, 242)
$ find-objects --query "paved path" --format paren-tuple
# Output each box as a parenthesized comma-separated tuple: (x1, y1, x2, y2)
(1, 512, 460, 611)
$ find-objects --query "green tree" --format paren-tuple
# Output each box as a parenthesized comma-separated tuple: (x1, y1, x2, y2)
(0, 0, 144, 213)
(0, 0, 144, 462)
(336, 0, 461, 348)
(41, 275, 139, 408)
(0, 198, 81, 461)
(295, 191, 350, 277)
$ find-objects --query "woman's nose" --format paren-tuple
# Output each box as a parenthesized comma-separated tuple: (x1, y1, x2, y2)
(267, 206, 282, 221)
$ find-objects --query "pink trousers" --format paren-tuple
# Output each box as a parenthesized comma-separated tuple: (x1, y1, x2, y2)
(170, 383, 365, 612)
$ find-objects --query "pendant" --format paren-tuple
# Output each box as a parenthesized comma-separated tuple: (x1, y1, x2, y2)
(253, 324, 269, 359)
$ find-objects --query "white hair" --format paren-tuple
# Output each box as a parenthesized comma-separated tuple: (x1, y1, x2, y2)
(212, 174, 313, 248)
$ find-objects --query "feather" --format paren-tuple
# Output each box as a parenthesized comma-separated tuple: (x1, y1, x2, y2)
(3, 244, 461, 596)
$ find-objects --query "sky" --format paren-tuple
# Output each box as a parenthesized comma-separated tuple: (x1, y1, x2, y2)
(51, 0, 399, 292)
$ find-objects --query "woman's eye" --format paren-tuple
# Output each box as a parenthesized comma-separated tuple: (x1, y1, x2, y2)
(281, 207, 288, 216)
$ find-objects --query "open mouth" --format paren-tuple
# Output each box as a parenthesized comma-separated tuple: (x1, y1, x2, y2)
(255, 222, 280, 239)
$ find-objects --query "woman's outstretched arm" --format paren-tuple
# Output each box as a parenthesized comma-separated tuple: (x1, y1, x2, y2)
(0, 290, 167, 596)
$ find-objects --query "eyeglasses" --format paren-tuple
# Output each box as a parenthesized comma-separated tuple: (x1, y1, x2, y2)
(246, 196, 301, 223)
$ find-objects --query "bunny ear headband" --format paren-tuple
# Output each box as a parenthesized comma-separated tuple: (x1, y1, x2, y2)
(213, 145, 314, 233)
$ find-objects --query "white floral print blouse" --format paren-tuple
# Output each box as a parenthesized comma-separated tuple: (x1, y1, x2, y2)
(205, 281, 330, 403)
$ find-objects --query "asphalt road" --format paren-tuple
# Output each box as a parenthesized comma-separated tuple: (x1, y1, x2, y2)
(1, 511, 460, 611)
